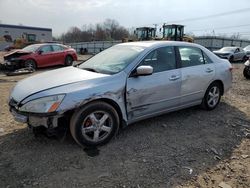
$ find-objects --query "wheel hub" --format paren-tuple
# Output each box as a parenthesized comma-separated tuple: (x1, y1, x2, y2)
(81, 111, 112, 142)
(207, 86, 220, 107)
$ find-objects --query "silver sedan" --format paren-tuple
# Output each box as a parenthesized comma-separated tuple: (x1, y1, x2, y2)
(9, 41, 232, 147)
(213, 47, 247, 62)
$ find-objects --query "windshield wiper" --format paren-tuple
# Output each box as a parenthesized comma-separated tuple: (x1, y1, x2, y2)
(82, 67, 99, 73)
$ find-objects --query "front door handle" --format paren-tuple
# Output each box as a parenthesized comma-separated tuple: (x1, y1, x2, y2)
(169, 75, 180, 81)
(206, 68, 214, 73)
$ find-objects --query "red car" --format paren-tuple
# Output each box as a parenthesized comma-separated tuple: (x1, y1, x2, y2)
(3, 43, 77, 69)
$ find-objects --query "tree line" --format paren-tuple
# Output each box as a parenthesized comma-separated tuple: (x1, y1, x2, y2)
(58, 19, 130, 43)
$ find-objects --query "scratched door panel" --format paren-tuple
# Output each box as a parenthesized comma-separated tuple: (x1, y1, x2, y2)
(126, 69, 181, 121)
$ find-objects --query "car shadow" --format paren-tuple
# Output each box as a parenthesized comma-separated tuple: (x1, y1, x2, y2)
(0, 102, 248, 187)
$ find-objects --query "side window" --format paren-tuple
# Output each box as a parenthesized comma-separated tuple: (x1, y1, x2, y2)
(40, 45, 53, 53)
(179, 47, 204, 67)
(140, 46, 176, 73)
(52, 45, 63, 52)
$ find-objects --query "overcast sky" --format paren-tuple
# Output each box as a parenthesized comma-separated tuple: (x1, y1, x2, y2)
(1, 0, 250, 38)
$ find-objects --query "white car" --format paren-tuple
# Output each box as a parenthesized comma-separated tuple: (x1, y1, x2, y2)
(213, 47, 247, 62)
(243, 45, 250, 58)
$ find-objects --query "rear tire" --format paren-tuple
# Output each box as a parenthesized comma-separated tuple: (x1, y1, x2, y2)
(243, 66, 250, 79)
(24, 59, 36, 70)
(70, 101, 120, 147)
(65, 55, 73, 66)
(201, 82, 222, 110)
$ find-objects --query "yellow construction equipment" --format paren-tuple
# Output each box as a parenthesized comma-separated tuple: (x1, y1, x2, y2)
(134, 24, 193, 42)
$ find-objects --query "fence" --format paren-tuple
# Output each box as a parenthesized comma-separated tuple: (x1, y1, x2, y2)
(67, 37, 250, 54)
(194, 36, 250, 51)
(67, 40, 122, 54)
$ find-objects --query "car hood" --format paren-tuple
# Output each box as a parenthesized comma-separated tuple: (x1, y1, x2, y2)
(213, 51, 231, 55)
(11, 66, 109, 102)
(4, 50, 32, 60)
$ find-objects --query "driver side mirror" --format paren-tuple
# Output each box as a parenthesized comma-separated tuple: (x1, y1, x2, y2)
(38, 50, 43, 55)
(131, 65, 153, 77)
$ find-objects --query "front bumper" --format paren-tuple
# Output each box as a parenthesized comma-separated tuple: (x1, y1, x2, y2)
(10, 108, 28, 123)
(10, 107, 62, 128)
(1, 60, 22, 70)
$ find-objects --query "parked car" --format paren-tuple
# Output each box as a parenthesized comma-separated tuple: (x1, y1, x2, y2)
(213, 47, 247, 62)
(9, 41, 232, 147)
(243, 58, 250, 79)
(3, 43, 77, 70)
(243, 45, 250, 57)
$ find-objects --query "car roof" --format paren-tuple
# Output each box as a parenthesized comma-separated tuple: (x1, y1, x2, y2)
(28, 43, 65, 47)
(117, 41, 201, 49)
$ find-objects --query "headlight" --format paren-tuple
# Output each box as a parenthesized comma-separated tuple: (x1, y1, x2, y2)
(19, 94, 65, 113)
(11, 58, 21, 61)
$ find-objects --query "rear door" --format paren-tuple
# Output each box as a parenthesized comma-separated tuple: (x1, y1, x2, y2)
(234, 48, 241, 60)
(126, 46, 181, 122)
(51, 45, 65, 65)
(178, 46, 215, 105)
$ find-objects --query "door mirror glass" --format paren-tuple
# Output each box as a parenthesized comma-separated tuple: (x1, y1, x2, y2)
(135, 65, 153, 76)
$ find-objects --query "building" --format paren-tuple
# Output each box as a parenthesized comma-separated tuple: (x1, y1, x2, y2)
(0, 24, 52, 50)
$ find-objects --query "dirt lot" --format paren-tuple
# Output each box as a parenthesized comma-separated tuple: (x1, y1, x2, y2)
(0, 52, 249, 187)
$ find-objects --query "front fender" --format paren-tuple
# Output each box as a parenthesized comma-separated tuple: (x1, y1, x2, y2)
(59, 88, 127, 122)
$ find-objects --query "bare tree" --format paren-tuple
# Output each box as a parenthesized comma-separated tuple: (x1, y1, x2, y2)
(58, 19, 129, 42)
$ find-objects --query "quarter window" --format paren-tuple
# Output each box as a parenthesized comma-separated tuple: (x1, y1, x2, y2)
(202, 52, 213, 64)
(140, 46, 176, 73)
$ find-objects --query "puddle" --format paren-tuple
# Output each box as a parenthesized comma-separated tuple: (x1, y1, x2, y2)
(83, 147, 100, 157)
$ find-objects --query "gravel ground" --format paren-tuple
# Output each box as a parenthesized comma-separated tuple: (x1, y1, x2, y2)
(0, 52, 249, 187)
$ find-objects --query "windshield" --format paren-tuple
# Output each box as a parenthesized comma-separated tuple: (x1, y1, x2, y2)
(22, 44, 41, 52)
(244, 45, 250, 51)
(220, 47, 236, 52)
(79, 45, 145, 74)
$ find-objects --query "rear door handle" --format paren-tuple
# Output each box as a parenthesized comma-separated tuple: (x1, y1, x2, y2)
(169, 75, 180, 81)
(206, 68, 214, 73)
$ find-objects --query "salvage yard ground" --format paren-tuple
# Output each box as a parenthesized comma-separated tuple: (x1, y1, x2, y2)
(0, 51, 249, 188)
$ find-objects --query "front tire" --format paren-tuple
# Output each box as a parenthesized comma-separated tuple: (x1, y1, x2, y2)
(201, 82, 222, 110)
(24, 59, 36, 70)
(70, 101, 120, 147)
(243, 66, 250, 79)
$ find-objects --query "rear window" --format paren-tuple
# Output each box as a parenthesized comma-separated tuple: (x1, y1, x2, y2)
(178, 46, 213, 67)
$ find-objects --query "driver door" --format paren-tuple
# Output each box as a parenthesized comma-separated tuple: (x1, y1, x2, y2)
(126, 46, 181, 122)
(36, 45, 55, 67)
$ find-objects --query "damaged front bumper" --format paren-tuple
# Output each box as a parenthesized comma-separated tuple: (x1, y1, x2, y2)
(1, 60, 23, 70)
(10, 107, 62, 129)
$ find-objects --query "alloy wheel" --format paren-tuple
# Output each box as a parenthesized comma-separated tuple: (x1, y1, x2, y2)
(81, 111, 113, 143)
(207, 86, 220, 108)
